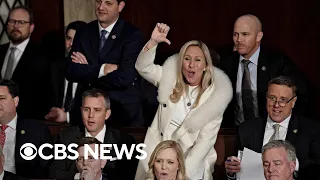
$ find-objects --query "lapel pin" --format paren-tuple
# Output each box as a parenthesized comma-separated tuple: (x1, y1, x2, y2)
(21, 130, 25, 134)
(293, 129, 298, 134)
(261, 66, 266, 71)
(111, 35, 116, 39)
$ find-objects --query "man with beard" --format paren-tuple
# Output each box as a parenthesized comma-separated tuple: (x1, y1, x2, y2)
(0, 6, 52, 121)
(218, 14, 311, 128)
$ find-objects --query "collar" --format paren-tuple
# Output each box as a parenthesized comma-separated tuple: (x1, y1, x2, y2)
(85, 124, 106, 143)
(9, 38, 30, 52)
(98, 18, 118, 34)
(266, 114, 291, 129)
(239, 46, 260, 66)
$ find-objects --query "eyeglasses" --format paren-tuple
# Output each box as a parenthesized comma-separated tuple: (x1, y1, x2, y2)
(76, 156, 98, 163)
(7, 19, 30, 27)
(266, 95, 296, 107)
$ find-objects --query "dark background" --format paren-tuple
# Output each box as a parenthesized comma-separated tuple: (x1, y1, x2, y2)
(28, 0, 320, 118)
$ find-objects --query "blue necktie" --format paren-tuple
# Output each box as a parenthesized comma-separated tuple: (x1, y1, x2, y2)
(99, 30, 107, 52)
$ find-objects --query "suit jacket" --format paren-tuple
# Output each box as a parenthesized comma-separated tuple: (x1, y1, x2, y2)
(50, 59, 84, 110)
(66, 18, 145, 127)
(2, 170, 28, 180)
(0, 42, 53, 120)
(134, 47, 233, 180)
(238, 115, 320, 180)
(15, 116, 53, 179)
(49, 126, 138, 180)
(218, 48, 311, 128)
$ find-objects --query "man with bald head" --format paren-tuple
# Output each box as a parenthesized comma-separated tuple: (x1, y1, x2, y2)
(218, 14, 310, 128)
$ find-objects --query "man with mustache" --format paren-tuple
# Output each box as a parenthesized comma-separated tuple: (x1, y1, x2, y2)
(218, 14, 311, 128)
(0, 6, 52, 121)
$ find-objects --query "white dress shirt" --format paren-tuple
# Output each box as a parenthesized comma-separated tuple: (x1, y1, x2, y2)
(263, 115, 299, 170)
(74, 172, 103, 180)
(2, 114, 17, 174)
(64, 80, 78, 123)
(85, 124, 106, 143)
(98, 19, 118, 78)
(1, 38, 30, 77)
(0, 170, 4, 180)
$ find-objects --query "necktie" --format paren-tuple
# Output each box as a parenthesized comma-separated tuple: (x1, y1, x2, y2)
(241, 59, 255, 121)
(269, 124, 280, 142)
(63, 81, 73, 112)
(0, 125, 8, 148)
(99, 30, 108, 52)
(4, 47, 17, 80)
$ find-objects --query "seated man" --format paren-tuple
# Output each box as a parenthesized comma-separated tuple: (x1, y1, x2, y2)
(0, 145, 27, 179)
(74, 137, 108, 180)
(0, 79, 53, 178)
(49, 88, 138, 180)
(262, 140, 296, 180)
(225, 76, 320, 179)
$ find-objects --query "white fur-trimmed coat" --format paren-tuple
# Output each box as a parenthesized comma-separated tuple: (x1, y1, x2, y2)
(134, 45, 233, 180)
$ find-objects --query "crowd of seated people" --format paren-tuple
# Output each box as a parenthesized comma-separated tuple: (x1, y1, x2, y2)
(0, 0, 319, 179)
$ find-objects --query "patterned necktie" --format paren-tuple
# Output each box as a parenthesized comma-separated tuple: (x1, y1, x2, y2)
(0, 125, 8, 148)
(63, 81, 73, 112)
(4, 47, 17, 80)
(99, 30, 108, 52)
(269, 124, 280, 142)
(241, 59, 255, 121)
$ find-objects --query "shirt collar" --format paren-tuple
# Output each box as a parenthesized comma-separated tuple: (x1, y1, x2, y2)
(0, 170, 4, 179)
(266, 114, 291, 129)
(98, 18, 118, 35)
(9, 38, 30, 52)
(1, 114, 18, 130)
(85, 124, 106, 143)
(239, 46, 260, 66)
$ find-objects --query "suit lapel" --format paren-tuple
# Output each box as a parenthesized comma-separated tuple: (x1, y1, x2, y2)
(0, 44, 10, 79)
(15, 116, 25, 163)
(252, 117, 266, 153)
(89, 21, 100, 62)
(257, 48, 269, 95)
(99, 19, 124, 60)
(286, 116, 299, 148)
(229, 53, 240, 95)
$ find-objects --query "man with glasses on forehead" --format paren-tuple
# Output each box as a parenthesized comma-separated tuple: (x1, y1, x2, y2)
(225, 76, 320, 179)
(0, 6, 52, 120)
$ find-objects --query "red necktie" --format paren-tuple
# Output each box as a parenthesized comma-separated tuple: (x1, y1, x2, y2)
(0, 125, 8, 148)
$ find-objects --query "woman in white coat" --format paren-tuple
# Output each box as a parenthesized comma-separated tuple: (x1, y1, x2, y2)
(135, 23, 233, 180)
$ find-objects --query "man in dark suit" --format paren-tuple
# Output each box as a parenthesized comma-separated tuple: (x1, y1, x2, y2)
(218, 14, 311, 128)
(225, 76, 320, 180)
(45, 21, 87, 123)
(49, 88, 138, 180)
(0, 6, 52, 121)
(74, 137, 110, 180)
(66, 0, 145, 127)
(0, 79, 53, 179)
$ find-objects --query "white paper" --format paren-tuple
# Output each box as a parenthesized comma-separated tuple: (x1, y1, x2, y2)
(237, 147, 265, 180)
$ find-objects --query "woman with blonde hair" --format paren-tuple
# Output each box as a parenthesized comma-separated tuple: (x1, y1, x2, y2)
(147, 140, 188, 180)
(135, 23, 233, 180)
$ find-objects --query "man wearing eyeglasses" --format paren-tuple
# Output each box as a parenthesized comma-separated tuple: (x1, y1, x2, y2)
(0, 6, 52, 121)
(225, 76, 320, 180)
(74, 137, 109, 180)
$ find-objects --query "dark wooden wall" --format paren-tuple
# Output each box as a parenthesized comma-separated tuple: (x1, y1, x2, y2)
(29, 0, 320, 117)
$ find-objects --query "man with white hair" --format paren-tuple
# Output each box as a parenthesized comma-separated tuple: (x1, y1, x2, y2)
(262, 140, 296, 180)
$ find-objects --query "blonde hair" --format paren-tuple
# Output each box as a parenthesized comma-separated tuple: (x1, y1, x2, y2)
(146, 140, 188, 180)
(170, 40, 214, 108)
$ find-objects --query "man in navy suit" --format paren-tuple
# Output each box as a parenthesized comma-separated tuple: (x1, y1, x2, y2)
(66, 0, 145, 127)
(0, 79, 53, 179)
(0, 6, 52, 121)
(218, 14, 311, 128)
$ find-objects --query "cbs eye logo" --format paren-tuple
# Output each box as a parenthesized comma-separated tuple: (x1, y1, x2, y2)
(20, 143, 38, 160)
